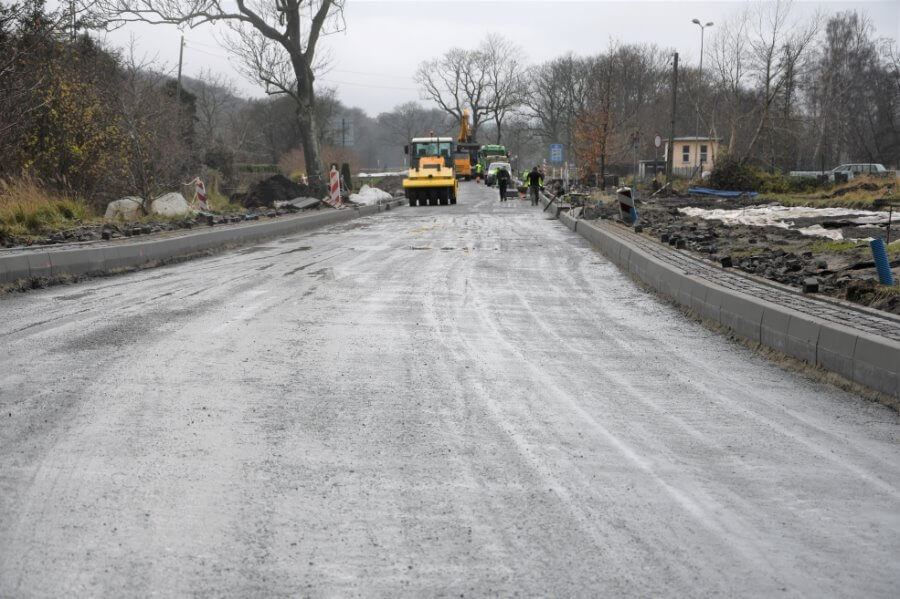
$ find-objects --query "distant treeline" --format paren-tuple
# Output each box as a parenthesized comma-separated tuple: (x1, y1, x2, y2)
(521, 7, 900, 177)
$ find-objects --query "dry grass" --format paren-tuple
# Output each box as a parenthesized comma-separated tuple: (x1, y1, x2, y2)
(758, 175, 897, 209)
(204, 169, 244, 213)
(807, 239, 866, 253)
(0, 178, 98, 241)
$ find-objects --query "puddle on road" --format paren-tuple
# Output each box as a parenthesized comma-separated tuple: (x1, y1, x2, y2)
(409, 246, 432, 251)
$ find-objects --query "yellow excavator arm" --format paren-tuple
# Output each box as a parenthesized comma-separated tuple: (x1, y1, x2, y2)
(457, 109, 471, 144)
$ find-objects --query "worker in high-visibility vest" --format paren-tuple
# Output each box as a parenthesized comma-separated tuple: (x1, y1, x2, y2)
(474, 163, 483, 183)
(525, 166, 544, 206)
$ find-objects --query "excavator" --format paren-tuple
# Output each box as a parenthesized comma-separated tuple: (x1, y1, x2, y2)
(454, 109, 480, 180)
(402, 135, 458, 206)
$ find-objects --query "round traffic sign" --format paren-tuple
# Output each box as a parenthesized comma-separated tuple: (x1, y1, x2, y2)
(654, 134, 662, 148)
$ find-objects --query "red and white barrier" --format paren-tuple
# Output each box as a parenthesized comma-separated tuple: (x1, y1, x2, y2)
(326, 167, 343, 208)
(195, 178, 209, 211)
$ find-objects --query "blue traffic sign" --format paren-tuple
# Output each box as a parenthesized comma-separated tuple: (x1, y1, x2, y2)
(549, 143, 564, 163)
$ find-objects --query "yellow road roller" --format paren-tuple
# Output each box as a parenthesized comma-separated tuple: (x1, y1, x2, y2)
(403, 136, 458, 207)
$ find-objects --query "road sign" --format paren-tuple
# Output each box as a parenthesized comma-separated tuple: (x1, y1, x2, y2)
(549, 143, 564, 163)
(654, 134, 662, 148)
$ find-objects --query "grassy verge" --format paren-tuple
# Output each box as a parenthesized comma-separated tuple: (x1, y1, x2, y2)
(807, 239, 865, 253)
(805, 239, 900, 258)
(204, 170, 246, 213)
(756, 175, 896, 209)
(206, 188, 244, 213)
(0, 178, 99, 242)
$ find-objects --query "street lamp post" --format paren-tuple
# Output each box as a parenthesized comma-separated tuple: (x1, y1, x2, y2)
(692, 18, 713, 179)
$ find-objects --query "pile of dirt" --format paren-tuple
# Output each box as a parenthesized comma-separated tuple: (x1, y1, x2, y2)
(829, 180, 882, 197)
(230, 175, 314, 208)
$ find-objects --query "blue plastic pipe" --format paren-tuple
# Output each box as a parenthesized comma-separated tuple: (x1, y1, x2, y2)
(870, 238, 895, 286)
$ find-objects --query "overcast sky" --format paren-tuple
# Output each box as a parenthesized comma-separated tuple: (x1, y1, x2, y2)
(100, 0, 900, 116)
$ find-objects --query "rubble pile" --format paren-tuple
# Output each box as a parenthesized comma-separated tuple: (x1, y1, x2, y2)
(584, 195, 900, 314)
(230, 175, 313, 209)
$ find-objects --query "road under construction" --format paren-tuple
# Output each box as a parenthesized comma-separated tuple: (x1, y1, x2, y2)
(1, 183, 898, 596)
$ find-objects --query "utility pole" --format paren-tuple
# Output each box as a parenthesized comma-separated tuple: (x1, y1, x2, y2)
(631, 131, 639, 187)
(666, 52, 678, 189)
(176, 35, 185, 104)
(70, 0, 75, 41)
(692, 19, 713, 178)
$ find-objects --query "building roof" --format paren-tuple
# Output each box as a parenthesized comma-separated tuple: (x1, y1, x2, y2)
(667, 136, 723, 142)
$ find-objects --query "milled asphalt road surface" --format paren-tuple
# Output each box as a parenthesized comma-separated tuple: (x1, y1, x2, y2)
(2, 182, 899, 597)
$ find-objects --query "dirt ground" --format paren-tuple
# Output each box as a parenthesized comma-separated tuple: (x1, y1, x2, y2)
(586, 194, 900, 315)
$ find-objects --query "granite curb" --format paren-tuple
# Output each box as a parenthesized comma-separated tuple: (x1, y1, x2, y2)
(542, 196, 899, 399)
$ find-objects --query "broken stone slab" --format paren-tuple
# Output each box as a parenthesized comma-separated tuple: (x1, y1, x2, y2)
(803, 278, 820, 294)
(274, 196, 322, 211)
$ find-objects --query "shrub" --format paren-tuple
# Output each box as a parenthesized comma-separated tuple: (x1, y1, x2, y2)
(709, 156, 832, 194)
(204, 146, 235, 181)
(708, 155, 762, 191)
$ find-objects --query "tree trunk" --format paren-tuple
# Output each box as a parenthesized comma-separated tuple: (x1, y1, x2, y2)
(296, 105, 325, 194)
(293, 61, 326, 196)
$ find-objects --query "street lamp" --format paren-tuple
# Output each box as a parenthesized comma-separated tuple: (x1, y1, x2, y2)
(692, 18, 713, 178)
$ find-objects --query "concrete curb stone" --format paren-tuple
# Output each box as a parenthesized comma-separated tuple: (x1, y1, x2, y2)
(555, 213, 900, 399)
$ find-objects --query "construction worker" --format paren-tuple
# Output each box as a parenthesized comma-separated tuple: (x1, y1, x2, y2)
(496, 166, 511, 202)
(474, 162, 483, 183)
(525, 166, 543, 206)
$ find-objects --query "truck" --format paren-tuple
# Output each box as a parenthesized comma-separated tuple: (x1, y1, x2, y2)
(402, 136, 458, 206)
(478, 144, 509, 176)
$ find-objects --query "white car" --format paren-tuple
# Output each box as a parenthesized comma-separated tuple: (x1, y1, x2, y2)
(830, 163, 888, 181)
(789, 163, 889, 181)
(485, 162, 512, 186)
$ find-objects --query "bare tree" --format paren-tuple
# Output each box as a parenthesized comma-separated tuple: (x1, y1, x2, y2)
(377, 102, 451, 146)
(710, 9, 751, 155)
(524, 54, 594, 159)
(741, 0, 820, 163)
(480, 34, 526, 144)
(114, 42, 193, 207)
(806, 11, 899, 167)
(187, 68, 237, 152)
(415, 47, 491, 138)
(92, 0, 345, 195)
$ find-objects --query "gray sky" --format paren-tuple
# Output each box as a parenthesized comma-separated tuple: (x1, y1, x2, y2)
(102, 0, 900, 116)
